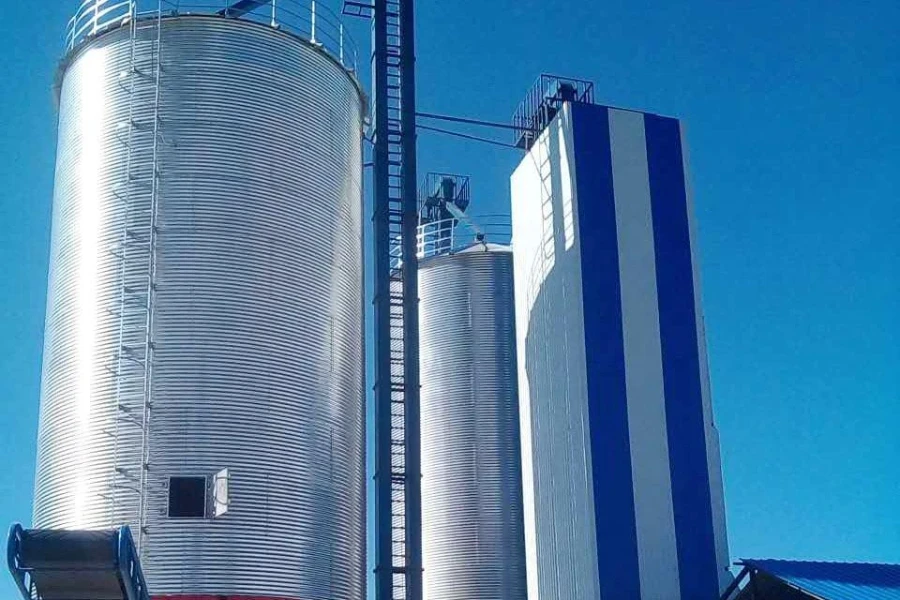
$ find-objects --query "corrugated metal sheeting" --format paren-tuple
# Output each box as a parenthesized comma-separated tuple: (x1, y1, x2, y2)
(419, 244, 527, 600)
(33, 15, 365, 599)
(741, 559, 900, 600)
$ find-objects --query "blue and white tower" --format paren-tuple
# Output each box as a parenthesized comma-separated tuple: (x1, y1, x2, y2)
(510, 77, 730, 600)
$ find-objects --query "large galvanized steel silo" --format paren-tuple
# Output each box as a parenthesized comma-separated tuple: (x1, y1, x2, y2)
(419, 243, 527, 600)
(33, 2, 365, 598)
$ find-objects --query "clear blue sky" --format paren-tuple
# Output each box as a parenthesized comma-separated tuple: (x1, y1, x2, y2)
(1, 1, 897, 597)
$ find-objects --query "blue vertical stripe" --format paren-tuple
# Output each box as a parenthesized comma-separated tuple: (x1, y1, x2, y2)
(644, 114, 719, 599)
(572, 103, 642, 599)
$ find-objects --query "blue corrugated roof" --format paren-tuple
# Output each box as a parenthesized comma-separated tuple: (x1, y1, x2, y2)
(742, 558, 900, 600)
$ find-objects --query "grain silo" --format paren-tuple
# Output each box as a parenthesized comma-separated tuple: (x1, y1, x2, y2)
(32, 1, 365, 598)
(417, 175, 527, 600)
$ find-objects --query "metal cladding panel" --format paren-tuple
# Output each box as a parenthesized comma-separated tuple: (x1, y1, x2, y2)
(511, 103, 730, 600)
(510, 109, 602, 600)
(419, 247, 527, 600)
(33, 16, 365, 599)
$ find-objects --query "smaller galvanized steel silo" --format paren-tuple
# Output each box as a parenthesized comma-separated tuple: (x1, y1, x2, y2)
(419, 243, 527, 600)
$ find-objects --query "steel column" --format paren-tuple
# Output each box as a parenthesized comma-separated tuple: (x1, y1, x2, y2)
(399, 2, 422, 597)
(371, 2, 393, 596)
(372, 0, 421, 599)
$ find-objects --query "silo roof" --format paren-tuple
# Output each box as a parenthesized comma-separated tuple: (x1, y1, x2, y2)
(456, 242, 512, 254)
(736, 558, 900, 600)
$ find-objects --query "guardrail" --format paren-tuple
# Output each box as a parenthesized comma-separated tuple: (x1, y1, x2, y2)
(512, 74, 595, 149)
(416, 215, 512, 260)
(65, 0, 359, 73)
(388, 215, 511, 269)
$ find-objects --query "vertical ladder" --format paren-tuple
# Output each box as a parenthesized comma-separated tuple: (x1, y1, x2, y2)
(136, 0, 165, 556)
(107, 0, 143, 530)
(369, 0, 421, 599)
(537, 132, 555, 269)
(107, 0, 166, 560)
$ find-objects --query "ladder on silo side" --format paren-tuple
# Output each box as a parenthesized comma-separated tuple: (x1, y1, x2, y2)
(107, 0, 167, 560)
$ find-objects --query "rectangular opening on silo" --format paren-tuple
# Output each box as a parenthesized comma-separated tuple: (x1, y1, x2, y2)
(168, 476, 208, 518)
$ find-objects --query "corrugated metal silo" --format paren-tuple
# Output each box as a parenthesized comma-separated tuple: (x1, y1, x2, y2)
(33, 3, 365, 598)
(419, 242, 527, 600)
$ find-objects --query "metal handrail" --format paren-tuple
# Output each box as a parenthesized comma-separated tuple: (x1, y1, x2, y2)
(64, 0, 359, 73)
(389, 215, 512, 268)
(416, 215, 512, 260)
(512, 74, 595, 149)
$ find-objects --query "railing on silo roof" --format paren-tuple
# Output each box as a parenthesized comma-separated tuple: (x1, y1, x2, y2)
(414, 215, 512, 260)
(65, 0, 359, 73)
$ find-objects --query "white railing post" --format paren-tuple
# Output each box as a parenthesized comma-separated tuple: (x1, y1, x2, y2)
(310, 0, 317, 44)
(340, 22, 344, 65)
(92, 0, 100, 34)
(271, 0, 277, 27)
(67, 15, 75, 50)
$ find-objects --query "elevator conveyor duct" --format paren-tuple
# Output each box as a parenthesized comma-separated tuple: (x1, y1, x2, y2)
(7, 524, 150, 600)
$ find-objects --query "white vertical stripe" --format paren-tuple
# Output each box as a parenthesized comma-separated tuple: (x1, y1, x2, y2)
(680, 123, 732, 591)
(608, 108, 681, 599)
(510, 105, 602, 600)
(511, 143, 545, 600)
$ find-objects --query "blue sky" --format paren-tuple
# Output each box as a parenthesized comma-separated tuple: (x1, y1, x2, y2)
(1, 0, 897, 597)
